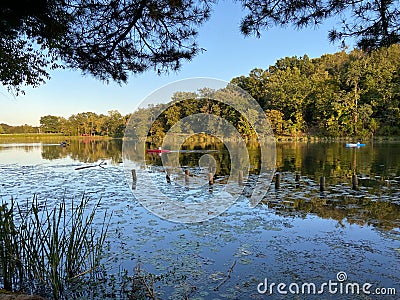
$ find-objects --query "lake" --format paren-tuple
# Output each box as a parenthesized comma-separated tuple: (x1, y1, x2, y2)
(0, 138, 399, 299)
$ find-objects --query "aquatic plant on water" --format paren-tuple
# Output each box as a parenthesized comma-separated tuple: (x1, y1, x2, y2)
(0, 194, 109, 299)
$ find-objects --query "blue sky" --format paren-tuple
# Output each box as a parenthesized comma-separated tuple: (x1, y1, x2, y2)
(1, 1, 347, 126)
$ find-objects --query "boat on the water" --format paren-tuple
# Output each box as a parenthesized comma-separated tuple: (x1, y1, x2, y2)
(146, 149, 171, 153)
(345, 142, 366, 148)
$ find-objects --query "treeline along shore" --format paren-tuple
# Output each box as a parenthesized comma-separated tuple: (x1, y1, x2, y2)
(2, 45, 400, 139)
(0, 110, 129, 138)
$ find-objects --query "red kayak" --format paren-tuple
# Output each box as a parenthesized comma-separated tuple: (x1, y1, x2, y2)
(146, 149, 171, 153)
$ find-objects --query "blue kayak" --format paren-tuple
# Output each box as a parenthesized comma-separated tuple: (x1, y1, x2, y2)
(345, 142, 365, 148)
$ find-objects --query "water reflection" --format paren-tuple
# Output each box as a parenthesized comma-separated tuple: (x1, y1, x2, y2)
(41, 139, 122, 163)
(265, 171, 400, 230)
(1, 139, 399, 230)
(276, 142, 400, 180)
(137, 139, 400, 230)
(0, 139, 399, 298)
(2, 139, 400, 187)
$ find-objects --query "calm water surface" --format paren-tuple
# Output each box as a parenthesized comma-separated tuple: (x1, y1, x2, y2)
(0, 139, 399, 299)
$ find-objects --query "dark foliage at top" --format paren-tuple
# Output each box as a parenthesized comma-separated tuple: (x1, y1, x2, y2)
(0, 0, 212, 93)
(239, 0, 400, 50)
(1, 0, 399, 93)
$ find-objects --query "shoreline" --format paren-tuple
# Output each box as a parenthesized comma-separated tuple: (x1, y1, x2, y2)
(1, 133, 400, 143)
(0, 133, 113, 141)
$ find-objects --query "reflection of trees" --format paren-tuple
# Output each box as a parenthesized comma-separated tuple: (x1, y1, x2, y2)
(41, 146, 63, 160)
(0, 145, 39, 153)
(276, 142, 400, 183)
(130, 139, 400, 184)
(41, 139, 122, 164)
(141, 137, 262, 178)
(268, 142, 400, 230)
(266, 194, 400, 231)
(179, 137, 231, 176)
(124, 138, 400, 231)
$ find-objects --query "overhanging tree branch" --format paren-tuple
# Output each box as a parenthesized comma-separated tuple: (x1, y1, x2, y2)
(0, 0, 399, 94)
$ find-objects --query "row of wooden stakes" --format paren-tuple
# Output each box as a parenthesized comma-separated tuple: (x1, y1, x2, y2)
(131, 169, 360, 191)
(131, 169, 245, 186)
(274, 172, 359, 191)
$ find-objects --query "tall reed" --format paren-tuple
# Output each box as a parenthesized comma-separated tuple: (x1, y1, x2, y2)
(0, 194, 109, 299)
(0, 201, 23, 291)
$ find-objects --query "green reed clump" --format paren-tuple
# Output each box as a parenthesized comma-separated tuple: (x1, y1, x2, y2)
(0, 201, 23, 291)
(0, 194, 109, 299)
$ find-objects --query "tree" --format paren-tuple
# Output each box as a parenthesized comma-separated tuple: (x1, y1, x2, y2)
(2, 1, 400, 94)
(0, 0, 212, 93)
(58, 117, 70, 135)
(231, 68, 269, 108)
(40, 115, 61, 133)
(265, 109, 284, 135)
(232, 44, 400, 137)
(239, 0, 400, 51)
(104, 110, 126, 137)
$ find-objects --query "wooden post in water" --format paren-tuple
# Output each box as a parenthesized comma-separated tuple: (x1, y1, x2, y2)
(295, 173, 300, 182)
(238, 170, 243, 186)
(295, 173, 300, 188)
(166, 170, 171, 184)
(352, 174, 358, 190)
(185, 169, 190, 184)
(131, 169, 137, 190)
(275, 172, 280, 189)
(208, 173, 214, 185)
(320, 176, 325, 192)
(131, 169, 137, 182)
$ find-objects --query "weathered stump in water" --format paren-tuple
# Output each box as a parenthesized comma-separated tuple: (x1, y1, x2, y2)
(131, 169, 137, 182)
(295, 173, 300, 188)
(295, 173, 300, 182)
(238, 170, 243, 186)
(275, 173, 280, 189)
(185, 169, 190, 184)
(320, 176, 325, 192)
(166, 170, 171, 184)
(352, 174, 358, 190)
(208, 173, 214, 185)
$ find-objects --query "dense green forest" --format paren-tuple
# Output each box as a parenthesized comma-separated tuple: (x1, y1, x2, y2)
(130, 45, 400, 138)
(232, 44, 400, 137)
(2, 45, 400, 138)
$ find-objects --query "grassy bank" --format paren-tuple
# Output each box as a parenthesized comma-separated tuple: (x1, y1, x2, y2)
(0, 134, 112, 143)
